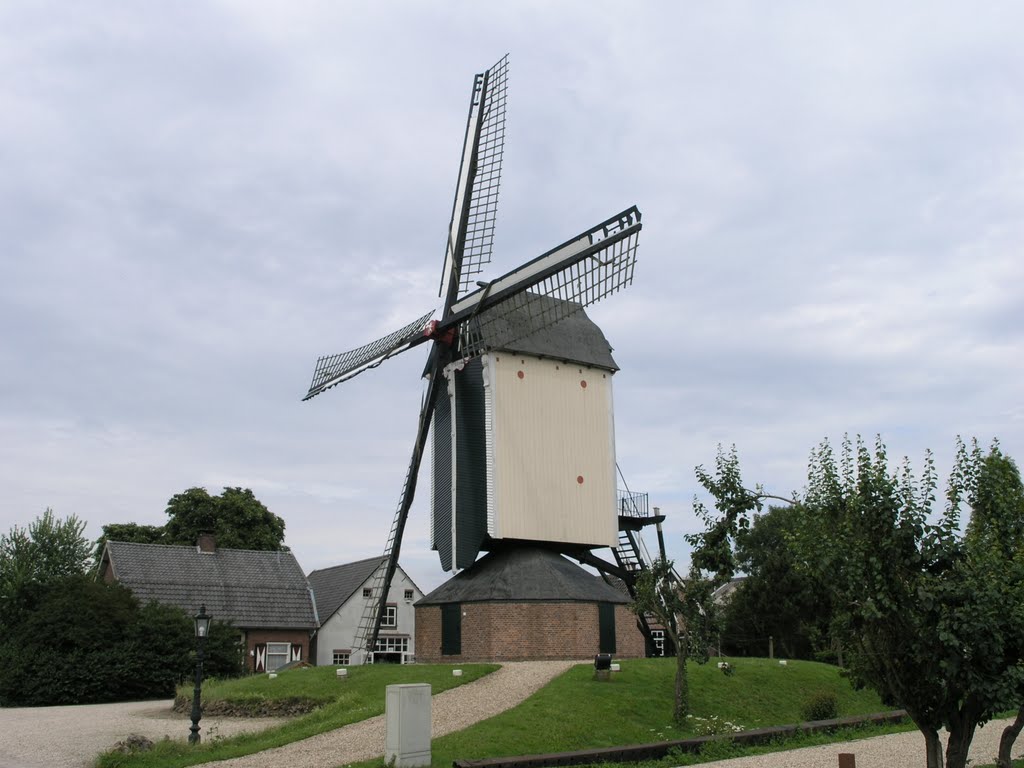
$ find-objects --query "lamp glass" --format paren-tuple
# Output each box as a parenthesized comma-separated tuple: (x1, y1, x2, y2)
(194, 607, 211, 638)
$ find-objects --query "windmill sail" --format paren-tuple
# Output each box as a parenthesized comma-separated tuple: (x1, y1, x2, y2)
(451, 206, 641, 358)
(438, 55, 509, 308)
(303, 309, 435, 400)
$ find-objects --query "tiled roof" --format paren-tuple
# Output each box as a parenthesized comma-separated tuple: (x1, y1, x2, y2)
(306, 557, 383, 622)
(104, 541, 317, 630)
(417, 546, 630, 605)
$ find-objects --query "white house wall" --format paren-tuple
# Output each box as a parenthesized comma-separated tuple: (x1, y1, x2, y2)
(314, 566, 423, 666)
(484, 353, 618, 548)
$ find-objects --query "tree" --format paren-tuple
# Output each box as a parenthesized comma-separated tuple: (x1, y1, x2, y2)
(97, 487, 287, 557)
(1, 509, 92, 608)
(691, 437, 1024, 768)
(717, 505, 832, 660)
(632, 558, 713, 723)
(163, 487, 286, 550)
(91, 522, 166, 564)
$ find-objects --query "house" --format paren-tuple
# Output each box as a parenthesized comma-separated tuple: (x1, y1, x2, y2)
(98, 535, 319, 672)
(414, 545, 646, 662)
(307, 557, 423, 665)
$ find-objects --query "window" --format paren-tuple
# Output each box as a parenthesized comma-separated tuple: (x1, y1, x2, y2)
(382, 604, 397, 628)
(333, 651, 350, 666)
(374, 636, 409, 653)
(267, 642, 290, 671)
(650, 629, 665, 657)
(404, 589, 414, 601)
(363, 587, 372, 598)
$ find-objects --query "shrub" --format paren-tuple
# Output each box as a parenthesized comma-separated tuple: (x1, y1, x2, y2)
(0, 576, 242, 706)
(800, 689, 839, 721)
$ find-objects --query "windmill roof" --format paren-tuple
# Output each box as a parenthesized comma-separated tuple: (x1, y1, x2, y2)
(102, 541, 318, 630)
(483, 294, 618, 371)
(417, 546, 630, 605)
(306, 556, 385, 621)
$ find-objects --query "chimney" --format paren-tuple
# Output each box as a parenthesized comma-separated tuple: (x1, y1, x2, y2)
(197, 533, 216, 553)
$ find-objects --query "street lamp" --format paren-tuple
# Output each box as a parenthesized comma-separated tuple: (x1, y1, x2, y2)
(189, 604, 211, 745)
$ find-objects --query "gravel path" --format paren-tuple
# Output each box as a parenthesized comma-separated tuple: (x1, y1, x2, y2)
(0, 699, 288, 768)
(213, 659, 576, 768)
(695, 717, 1022, 768)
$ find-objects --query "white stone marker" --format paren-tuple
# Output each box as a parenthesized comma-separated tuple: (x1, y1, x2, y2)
(385, 683, 432, 768)
(337, 668, 348, 680)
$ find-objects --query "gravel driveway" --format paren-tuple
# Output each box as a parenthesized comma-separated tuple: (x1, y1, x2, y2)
(696, 716, 1021, 768)
(0, 699, 288, 768)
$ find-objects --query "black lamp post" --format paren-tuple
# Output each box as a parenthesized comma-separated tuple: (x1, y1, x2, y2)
(189, 604, 211, 745)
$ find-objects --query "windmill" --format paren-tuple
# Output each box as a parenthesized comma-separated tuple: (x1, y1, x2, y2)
(303, 55, 645, 663)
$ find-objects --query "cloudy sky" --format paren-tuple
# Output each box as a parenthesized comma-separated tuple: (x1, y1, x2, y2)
(3, 2, 1022, 593)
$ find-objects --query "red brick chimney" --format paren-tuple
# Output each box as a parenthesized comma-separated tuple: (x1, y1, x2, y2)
(197, 533, 216, 553)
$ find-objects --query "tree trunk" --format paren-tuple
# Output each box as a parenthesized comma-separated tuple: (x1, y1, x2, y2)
(944, 711, 978, 768)
(674, 645, 689, 723)
(997, 705, 1024, 768)
(922, 726, 944, 768)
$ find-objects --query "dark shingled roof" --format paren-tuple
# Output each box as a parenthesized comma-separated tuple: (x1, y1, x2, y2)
(103, 541, 318, 630)
(417, 546, 629, 605)
(306, 556, 384, 622)
(480, 294, 618, 372)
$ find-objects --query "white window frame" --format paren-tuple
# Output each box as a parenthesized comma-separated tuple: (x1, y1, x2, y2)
(382, 604, 398, 628)
(333, 650, 350, 666)
(650, 629, 665, 657)
(267, 642, 290, 671)
(374, 636, 409, 653)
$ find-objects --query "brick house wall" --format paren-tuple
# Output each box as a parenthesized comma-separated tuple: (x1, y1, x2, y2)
(244, 628, 312, 672)
(415, 601, 644, 662)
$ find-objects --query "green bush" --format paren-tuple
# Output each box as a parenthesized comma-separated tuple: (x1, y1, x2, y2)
(800, 689, 839, 721)
(0, 575, 242, 706)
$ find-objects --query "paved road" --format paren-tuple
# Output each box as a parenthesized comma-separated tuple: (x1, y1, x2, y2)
(0, 699, 286, 768)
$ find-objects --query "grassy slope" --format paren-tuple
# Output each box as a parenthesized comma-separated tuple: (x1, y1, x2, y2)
(427, 657, 888, 766)
(95, 663, 498, 768)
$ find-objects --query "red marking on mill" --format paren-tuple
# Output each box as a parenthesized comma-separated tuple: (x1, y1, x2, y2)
(576, 475, 584, 485)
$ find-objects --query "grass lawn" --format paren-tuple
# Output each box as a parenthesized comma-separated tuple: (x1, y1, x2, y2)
(95, 663, 498, 768)
(349, 656, 899, 768)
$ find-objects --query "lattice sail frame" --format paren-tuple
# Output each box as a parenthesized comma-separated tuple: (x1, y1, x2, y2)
(456, 55, 508, 298)
(455, 207, 641, 359)
(304, 310, 434, 400)
(438, 55, 509, 306)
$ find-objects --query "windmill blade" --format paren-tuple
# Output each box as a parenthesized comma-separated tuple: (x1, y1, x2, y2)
(438, 54, 509, 309)
(446, 206, 642, 358)
(303, 309, 435, 400)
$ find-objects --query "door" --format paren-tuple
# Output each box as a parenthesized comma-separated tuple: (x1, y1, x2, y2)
(441, 603, 462, 656)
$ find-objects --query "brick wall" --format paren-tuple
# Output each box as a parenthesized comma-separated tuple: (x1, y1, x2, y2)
(415, 601, 645, 662)
(244, 628, 312, 672)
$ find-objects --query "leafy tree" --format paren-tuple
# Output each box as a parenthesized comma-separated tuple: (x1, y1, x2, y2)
(163, 487, 286, 550)
(632, 558, 713, 722)
(1, 509, 91, 609)
(91, 522, 166, 564)
(97, 487, 287, 556)
(691, 437, 1024, 768)
(717, 505, 832, 660)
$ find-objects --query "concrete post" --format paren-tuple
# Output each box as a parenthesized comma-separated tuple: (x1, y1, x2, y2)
(385, 684, 432, 768)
